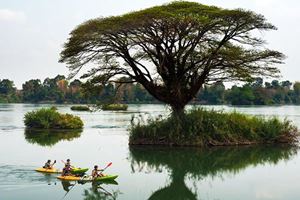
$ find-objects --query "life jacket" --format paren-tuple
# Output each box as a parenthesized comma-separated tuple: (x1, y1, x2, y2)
(43, 162, 51, 168)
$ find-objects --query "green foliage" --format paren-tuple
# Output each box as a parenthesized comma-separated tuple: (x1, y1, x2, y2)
(226, 85, 255, 105)
(4, 74, 300, 106)
(20, 75, 154, 104)
(57, 113, 84, 129)
(60, 1, 284, 114)
(70, 105, 90, 111)
(24, 108, 83, 129)
(101, 104, 128, 111)
(129, 108, 298, 146)
(197, 78, 299, 105)
(0, 79, 20, 103)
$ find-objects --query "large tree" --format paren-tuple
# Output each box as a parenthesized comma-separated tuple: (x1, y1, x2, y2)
(60, 1, 284, 114)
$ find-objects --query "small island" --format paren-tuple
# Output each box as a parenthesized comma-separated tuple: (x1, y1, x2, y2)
(129, 108, 298, 146)
(101, 104, 128, 111)
(24, 107, 83, 129)
(70, 105, 90, 111)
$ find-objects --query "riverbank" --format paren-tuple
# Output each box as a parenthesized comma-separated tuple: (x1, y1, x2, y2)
(129, 108, 299, 147)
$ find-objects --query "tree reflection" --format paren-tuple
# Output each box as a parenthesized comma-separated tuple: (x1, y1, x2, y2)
(61, 181, 75, 192)
(24, 129, 82, 146)
(82, 182, 120, 200)
(130, 145, 298, 200)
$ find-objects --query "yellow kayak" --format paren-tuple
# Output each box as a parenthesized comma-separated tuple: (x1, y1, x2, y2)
(57, 174, 118, 181)
(35, 167, 60, 173)
(57, 175, 81, 181)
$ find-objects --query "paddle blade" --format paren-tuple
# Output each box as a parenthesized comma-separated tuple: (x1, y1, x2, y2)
(106, 162, 112, 168)
(103, 162, 112, 170)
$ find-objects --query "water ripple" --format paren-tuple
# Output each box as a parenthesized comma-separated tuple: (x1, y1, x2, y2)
(0, 165, 57, 186)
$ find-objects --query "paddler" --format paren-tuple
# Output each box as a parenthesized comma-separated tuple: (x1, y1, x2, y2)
(62, 159, 73, 176)
(91, 165, 104, 178)
(43, 159, 56, 169)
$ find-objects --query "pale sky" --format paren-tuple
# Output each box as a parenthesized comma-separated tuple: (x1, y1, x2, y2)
(0, 0, 299, 88)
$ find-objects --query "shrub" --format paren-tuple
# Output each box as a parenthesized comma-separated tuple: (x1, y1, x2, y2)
(70, 105, 90, 111)
(101, 104, 128, 111)
(24, 108, 83, 129)
(129, 108, 299, 146)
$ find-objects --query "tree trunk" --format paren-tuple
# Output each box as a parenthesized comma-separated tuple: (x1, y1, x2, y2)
(171, 104, 185, 118)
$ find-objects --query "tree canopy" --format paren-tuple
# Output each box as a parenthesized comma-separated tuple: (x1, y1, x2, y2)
(60, 1, 284, 113)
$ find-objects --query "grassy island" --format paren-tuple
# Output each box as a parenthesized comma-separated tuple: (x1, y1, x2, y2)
(101, 104, 128, 111)
(24, 107, 83, 129)
(70, 105, 90, 111)
(129, 108, 299, 147)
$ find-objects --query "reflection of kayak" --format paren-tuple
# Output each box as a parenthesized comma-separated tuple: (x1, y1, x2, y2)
(57, 175, 118, 182)
(70, 168, 89, 175)
(35, 167, 60, 173)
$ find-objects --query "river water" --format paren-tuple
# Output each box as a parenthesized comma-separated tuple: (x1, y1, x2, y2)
(0, 104, 300, 200)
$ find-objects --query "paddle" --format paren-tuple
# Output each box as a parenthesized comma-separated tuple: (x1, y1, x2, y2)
(97, 162, 112, 177)
(101, 162, 112, 172)
(50, 160, 56, 168)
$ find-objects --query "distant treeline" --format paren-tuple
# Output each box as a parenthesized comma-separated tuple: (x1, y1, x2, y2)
(1, 75, 300, 105)
(0, 75, 154, 104)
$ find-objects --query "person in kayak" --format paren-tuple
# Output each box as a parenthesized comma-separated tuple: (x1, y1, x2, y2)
(62, 159, 73, 176)
(91, 165, 104, 178)
(43, 160, 56, 169)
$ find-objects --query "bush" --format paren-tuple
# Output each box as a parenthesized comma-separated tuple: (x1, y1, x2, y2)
(24, 108, 83, 129)
(71, 105, 90, 111)
(129, 108, 299, 146)
(101, 104, 128, 111)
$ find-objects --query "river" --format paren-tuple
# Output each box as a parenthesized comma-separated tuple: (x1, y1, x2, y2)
(0, 104, 300, 200)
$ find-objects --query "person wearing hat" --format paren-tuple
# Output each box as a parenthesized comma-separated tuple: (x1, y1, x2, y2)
(91, 165, 103, 178)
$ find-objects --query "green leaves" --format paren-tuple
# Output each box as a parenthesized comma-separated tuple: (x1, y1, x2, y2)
(24, 108, 83, 129)
(60, 1, 284, 113)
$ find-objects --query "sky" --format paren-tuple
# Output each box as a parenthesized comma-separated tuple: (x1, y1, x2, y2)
(0, 0, 299, 88)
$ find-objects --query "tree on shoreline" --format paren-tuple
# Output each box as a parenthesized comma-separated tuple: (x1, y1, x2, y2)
(63, 2, 283, 114)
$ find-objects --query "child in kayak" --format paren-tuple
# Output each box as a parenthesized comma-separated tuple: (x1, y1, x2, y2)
(62, 159, 72, 176)
(43, 160, 56, 169)
(91, 165, 104, 178)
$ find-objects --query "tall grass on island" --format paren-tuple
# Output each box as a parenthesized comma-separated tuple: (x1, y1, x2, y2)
(70, 105, 90, 111)
(101, 104, 128, 111)
(24, 107, 83, 129)
(129, 108, 299, 146)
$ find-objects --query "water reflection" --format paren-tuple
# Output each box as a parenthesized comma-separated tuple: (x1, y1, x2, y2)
(24, 129, 82, 146)
(61, 181, 75, 192)
(81, 181, 120, 200)
(130, 145, 298, 200)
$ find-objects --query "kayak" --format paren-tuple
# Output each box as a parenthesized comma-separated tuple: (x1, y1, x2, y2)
(35, 167, 60, 173)
(70, 168, 88, 175)
(35, 167, 88, 174)
(57, 175, 118, 182)
(57, 175, 82, 181)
